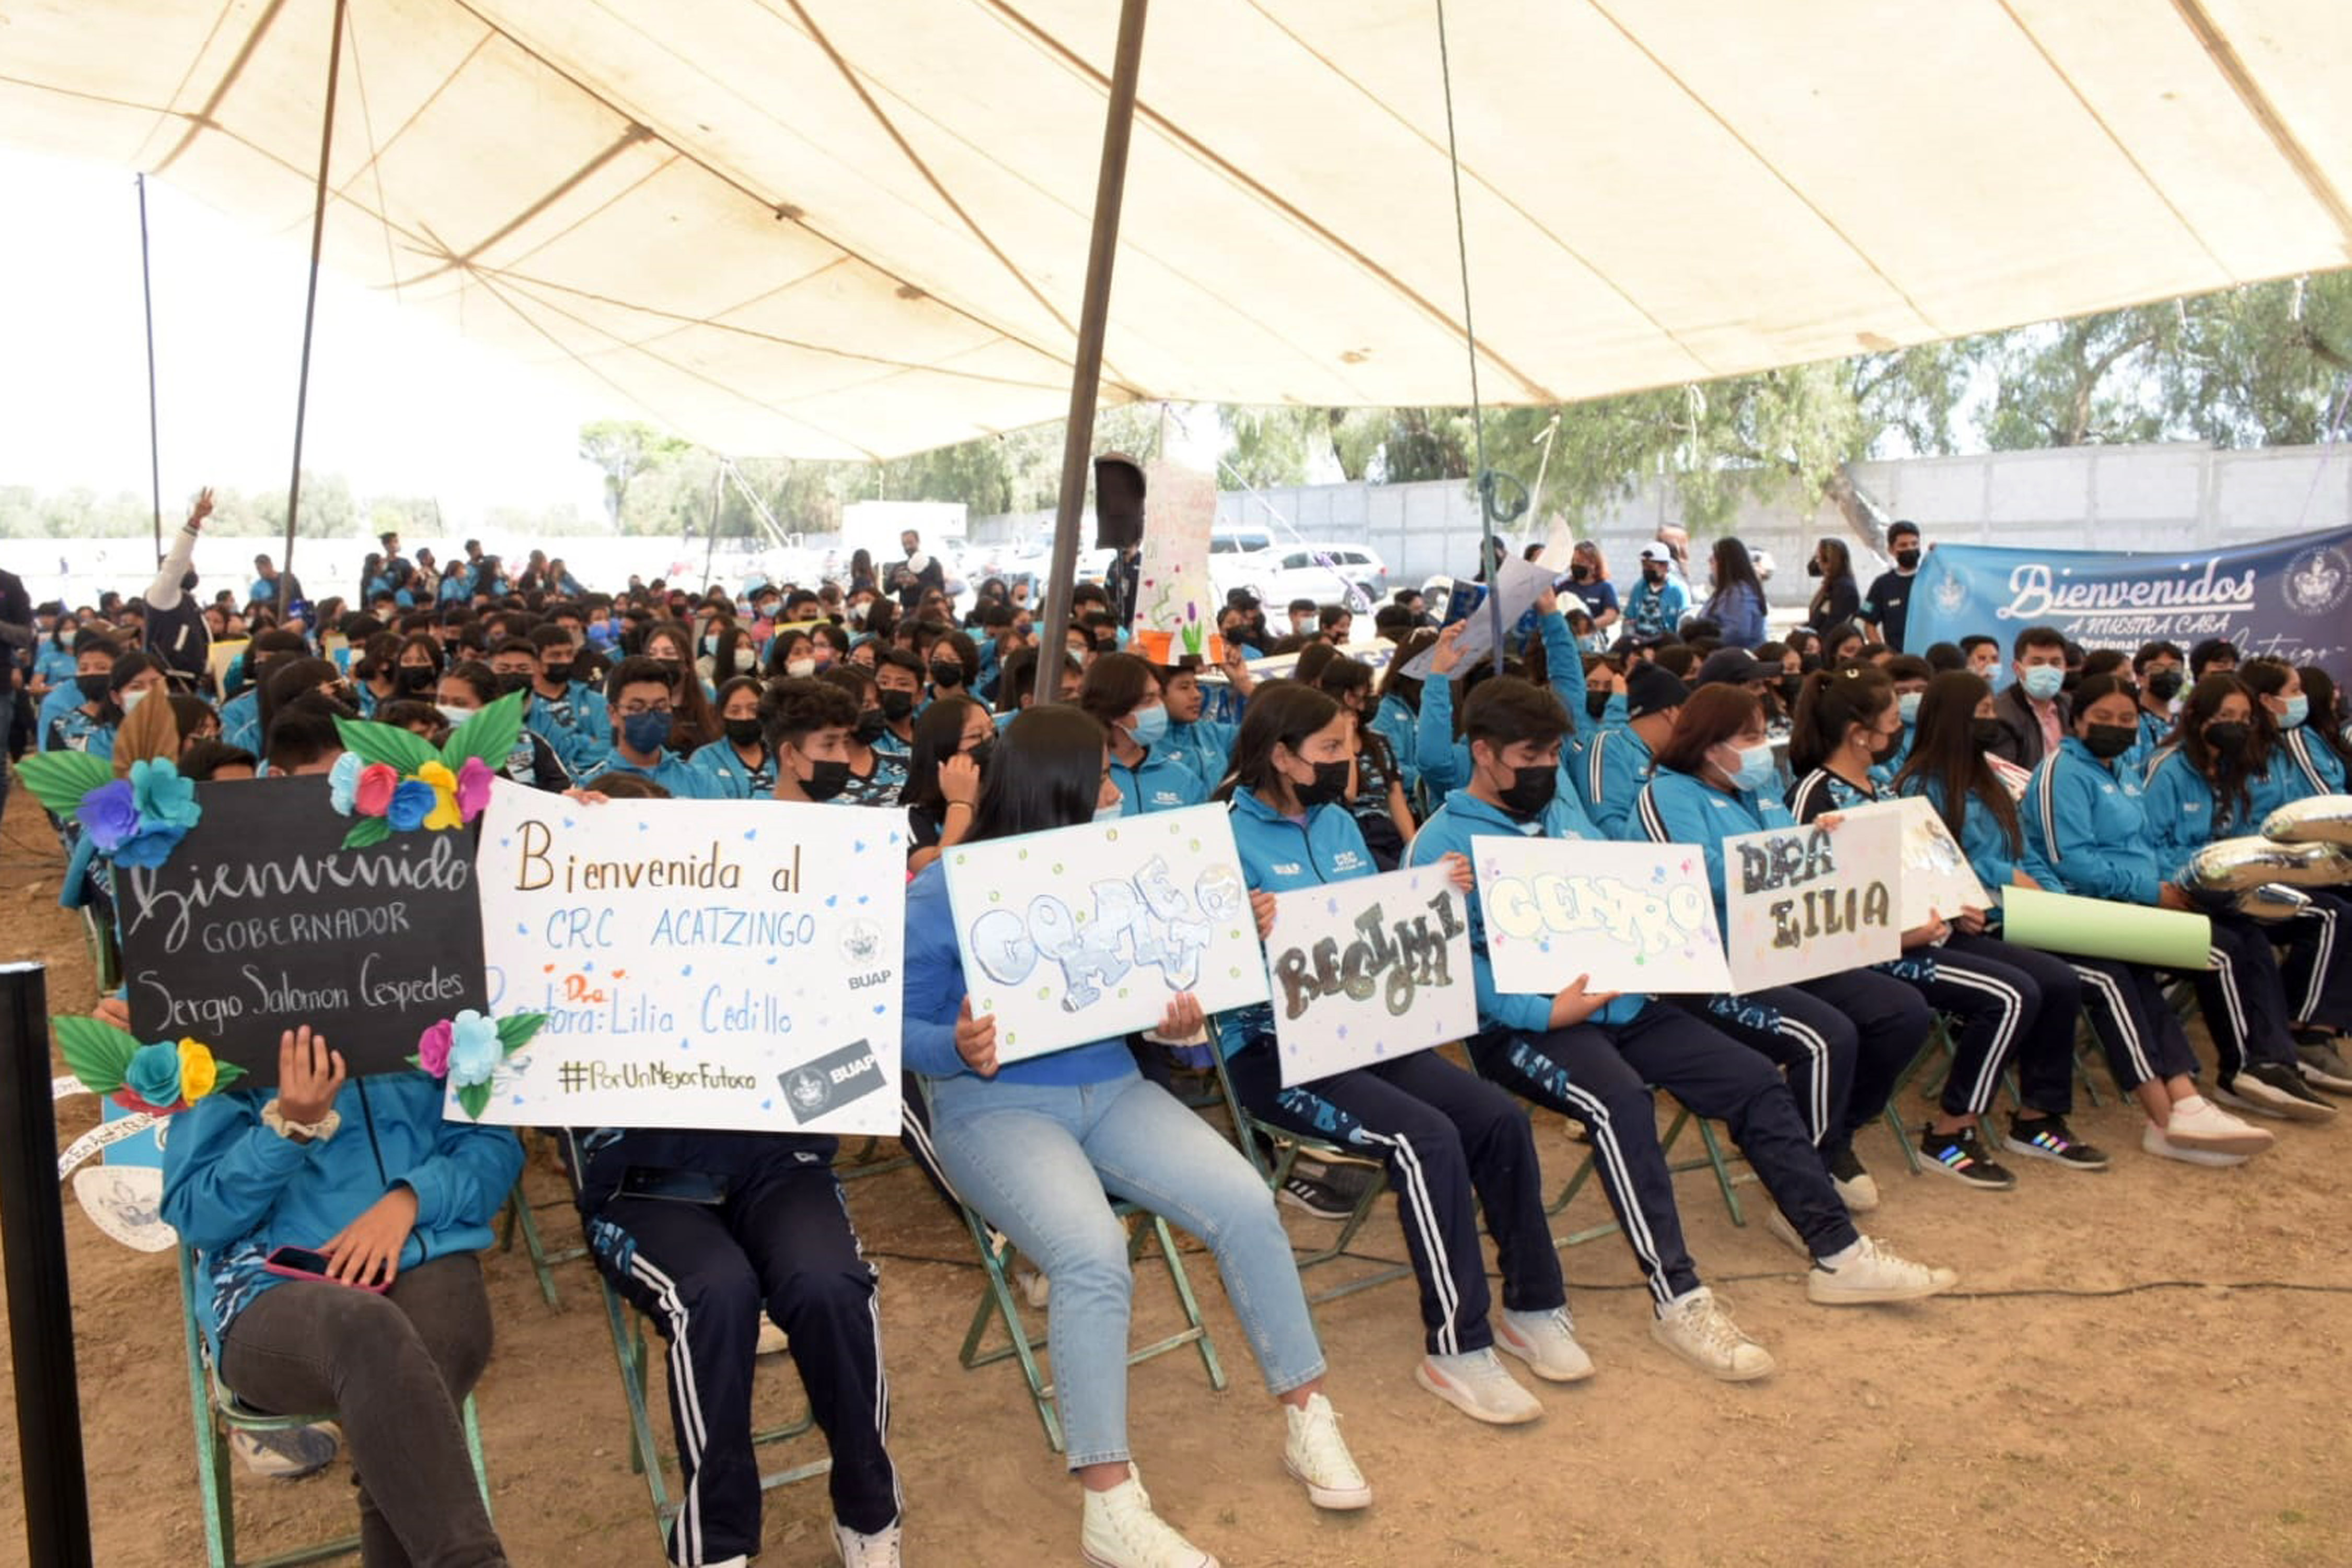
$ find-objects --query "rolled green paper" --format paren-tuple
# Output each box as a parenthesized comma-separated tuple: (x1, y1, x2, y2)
(1999, 885, 2211, 971)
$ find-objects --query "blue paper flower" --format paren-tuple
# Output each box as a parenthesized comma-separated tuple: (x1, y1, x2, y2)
(445, 1010, 502, 1088)
(111, 820, 190, 869)
(123, 1041, 185, 1109)
(75, 780, 140, 851)
(386, 778, 437, 833)
(327, 751, 363, 815)
(129, 758, 201, 831)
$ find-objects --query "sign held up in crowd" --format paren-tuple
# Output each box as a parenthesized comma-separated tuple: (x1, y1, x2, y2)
(1263, 864, 1475, 1086)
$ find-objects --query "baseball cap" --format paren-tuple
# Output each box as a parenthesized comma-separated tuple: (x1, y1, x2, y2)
(1694, 647, 1780, 688)
(1639, 543, 1674, 564)
(1625, 663, 1689, 719)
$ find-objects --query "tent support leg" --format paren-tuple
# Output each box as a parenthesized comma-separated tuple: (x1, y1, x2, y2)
(280, 0, 349, 625)
(1032, 0, 1150, 709)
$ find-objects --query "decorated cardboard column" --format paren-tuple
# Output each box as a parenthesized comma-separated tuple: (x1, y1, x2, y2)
(1129, 460, 1224, 667)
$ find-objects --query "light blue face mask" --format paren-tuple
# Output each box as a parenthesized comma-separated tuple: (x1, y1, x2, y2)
(2278, 694, 2309, 730)
(2019, 664, 2065, 701)
(1127, 704, 1169, 748)
(1725, 742, 1778, 794)
(1095, 790, 1125, 822)
(1897, 692, 1922, 724)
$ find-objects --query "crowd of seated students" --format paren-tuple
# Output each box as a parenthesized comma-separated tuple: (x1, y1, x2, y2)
(20, 505, 2352, 1568)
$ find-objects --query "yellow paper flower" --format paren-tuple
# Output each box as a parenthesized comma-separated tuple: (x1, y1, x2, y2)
(177, 1037, 218, 1101)
(414, 761, 465, 831)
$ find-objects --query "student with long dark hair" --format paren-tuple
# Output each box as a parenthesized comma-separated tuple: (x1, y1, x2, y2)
(2142, 674, 2336, 1120)
(817, 664, 909, 806)
(1806, 538, 1861, 634)
(1636, 684, 1933, 1214)
(1371, 628, 1436, 796)
(1078, 652, 1206, 816)
(1699, 537, 1768, 648)
(641, 619, 721, 752)
(902, 694, 991, 871)
(690, 675, 775, 798)
(1314, 657, 1414, 868)
(1891, 672, 2115, 1168)
(1219, 683, 1581, 1422)
(902, 706, 1369, 1565)
(2019, 673, 2277, 1165)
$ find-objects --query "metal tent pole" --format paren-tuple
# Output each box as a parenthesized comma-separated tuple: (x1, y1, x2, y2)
(137, 175, 163, 564)
(1031, 0, 1149, 710)
(280, 0, 350, 625)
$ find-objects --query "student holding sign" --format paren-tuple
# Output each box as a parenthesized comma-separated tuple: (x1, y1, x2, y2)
(903, 706, 1371, 1567)
(163, 1025, 522, 1567)
(1787, 665, 2107, 1189)
(2019, 674, 2279, 1166)
(1413, 679, 1954, 1381)
(1892, 672, 2117, 1173)
(1218, 684, 1586, 1424)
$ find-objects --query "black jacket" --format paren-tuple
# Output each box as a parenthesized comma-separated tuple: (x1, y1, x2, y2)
(1989, 683, 2070, 769)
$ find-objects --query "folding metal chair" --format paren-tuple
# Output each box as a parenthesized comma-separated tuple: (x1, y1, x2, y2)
(1545, 1100, 1753, 1243)
(496, 1140, 586, 1308)
(178, 1247, 491, 1568)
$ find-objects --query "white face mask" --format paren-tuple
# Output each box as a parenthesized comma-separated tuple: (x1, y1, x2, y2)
(436, 704, 476, 729)
(785, 657, 816, 678)
(120, 687, 148, 713)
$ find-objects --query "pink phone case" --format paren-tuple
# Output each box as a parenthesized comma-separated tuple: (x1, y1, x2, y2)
(263, 1249, 390, 1293)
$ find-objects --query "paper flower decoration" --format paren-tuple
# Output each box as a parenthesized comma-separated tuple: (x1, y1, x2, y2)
(327, 693, 523, 848)
(407, 1008, 546, 1121)
(37, 756, 203, 869)
(53, 1017, 245, 1115)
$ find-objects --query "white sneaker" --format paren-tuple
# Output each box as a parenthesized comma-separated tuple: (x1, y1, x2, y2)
(1494, 1307, 1595, 1383)
(2141, 1123, 2251, 1167)
(1080, 1467, 1217, 1568)
(2212, 1071, 2307, 1120)
(1413, 1347, 1543, 1425)
(2163, 1096, 2275, 1157)
(834, 1519, 902, 1567)
(1805, 1236, 1957, 1306)
(229, 1423, 340, 1479)
(755, 1318, 790, 1356)
(1651, 1288, 1775, 1382)
(1282, 1392, 1371, 1511)
(1761, 1205, 1811, 1260)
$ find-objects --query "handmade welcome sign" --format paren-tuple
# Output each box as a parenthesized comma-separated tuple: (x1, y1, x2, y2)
(1129, 461, 1224, 666)
(472, 781, 906, 1133)
(1265, 865, 1475, 1087)
(944, 804, 1266, 1064)
(1475, 838, 1733, 995)
(1722, 812, 1903, 991)
(1837, 797, 1993, 929)
(110, 773, 488, 1085)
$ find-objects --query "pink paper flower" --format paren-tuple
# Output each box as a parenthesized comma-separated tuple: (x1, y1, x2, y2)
(353, 763, 400, 817)
(416, 1018, 454, 1077)
(455, 756, 494, 821)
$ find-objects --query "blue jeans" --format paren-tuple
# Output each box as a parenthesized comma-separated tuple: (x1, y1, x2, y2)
(927, 1065, 1326, 1468)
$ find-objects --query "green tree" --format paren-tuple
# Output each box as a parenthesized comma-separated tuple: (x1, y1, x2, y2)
(579, 419, 689, 527)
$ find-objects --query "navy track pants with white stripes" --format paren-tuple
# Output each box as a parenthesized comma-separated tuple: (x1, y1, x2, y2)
(587, 1161, 899, 1565)
(1227, 1036, 1563, 1355)
(1912, 931, 2084, 1120)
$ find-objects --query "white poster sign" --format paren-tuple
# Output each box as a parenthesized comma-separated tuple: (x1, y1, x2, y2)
(1474, 838, 1733, 995)
(1401, 555, 1558, 677)
(1134, 462, 1221, 662)
(1266, 865, 1476, 1087)
(943, 804, 1266, 1064)
(472, 781, 906, 1133)
(1839, 797, 1993, 929)
(1722, 813, 1903, 992)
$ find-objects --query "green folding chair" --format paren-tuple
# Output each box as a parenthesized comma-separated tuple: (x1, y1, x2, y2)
(1203, 1040, 1409, 1307)
(178, 1247, 491, 1568)
(496, 1143, 586, 1309)
(597, 1272, 832, 1556)
(1545, 1100, 1753, 1242)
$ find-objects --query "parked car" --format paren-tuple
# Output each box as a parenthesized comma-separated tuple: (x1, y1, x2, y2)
(1218, 540, 1388, 613)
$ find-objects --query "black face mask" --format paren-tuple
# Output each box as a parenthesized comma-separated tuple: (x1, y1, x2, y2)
(1569, 564, 1592, 583)
(929, 662, 965, 689)
(1585, 689, 1611, 720)
(395, 666, 435, 694)
(2147, 669, 2184, 702)
(878, 690, 916, 721)
(2083, 723, 2138, 760)
(800, 758, 851, 802)
(1496, 762, 1558, 818)
(1642, 566, 1665, 584)
(1780, 674, 1805, 707)
(854, 709, 889, 745)
(1293, 757, 1352, 809)
(2204, 720, 2251, 757)
(75, 674, 109, 703)
(724, 717, 764, 747)
(541, 662, 573, 687)
(1806, 558, 1825, 578)
(964, 739, 995, 774)
(1969, 718, 2007, 752)
(1894, 548, 1922, 571)
(493, 671, 532, 697)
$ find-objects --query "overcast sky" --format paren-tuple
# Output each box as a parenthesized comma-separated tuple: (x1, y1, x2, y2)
(0, 146, 608, 518)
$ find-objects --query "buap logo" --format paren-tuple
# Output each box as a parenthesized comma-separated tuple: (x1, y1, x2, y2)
(1932, 573, 1968, 617)
(2283, 546, 2349, 617)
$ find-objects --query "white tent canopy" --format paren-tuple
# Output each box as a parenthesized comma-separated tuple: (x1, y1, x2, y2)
(6, 0, 2348, 460)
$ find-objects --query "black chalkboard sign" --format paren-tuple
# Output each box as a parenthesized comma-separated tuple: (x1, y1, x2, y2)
(115, 775, 487, 1086)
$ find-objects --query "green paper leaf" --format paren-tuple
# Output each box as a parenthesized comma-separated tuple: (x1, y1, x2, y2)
(493, 1012, 546, 1053)
(211, 1061, 248, 1090)
(455, 1080, 492, 1122)
(341, 816, 393, 850)
(446, 691, 524, 775)
(334, 716, 441, 774)
(53, 1016, 137, 1095)
(16, 753, 114, 818)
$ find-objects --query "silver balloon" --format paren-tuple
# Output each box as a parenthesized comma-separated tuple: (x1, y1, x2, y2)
(2236, 883, 2313, 923)
(2262, 794, 2352, 847)
(2185, 836, 2352, 893)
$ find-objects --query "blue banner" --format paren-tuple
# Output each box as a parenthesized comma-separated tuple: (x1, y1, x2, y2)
(1906, 523, 2352, 674)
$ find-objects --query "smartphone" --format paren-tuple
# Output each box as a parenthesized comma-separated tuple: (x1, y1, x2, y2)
(263, 1245, 389, 1293)
(617, 1166, 731, 1206)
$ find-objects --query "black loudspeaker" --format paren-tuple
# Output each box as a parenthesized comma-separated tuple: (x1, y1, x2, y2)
(1093, 453, 1145, 549)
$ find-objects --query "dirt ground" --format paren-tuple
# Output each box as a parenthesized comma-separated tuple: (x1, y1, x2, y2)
(2, 791, 2349, 1568)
